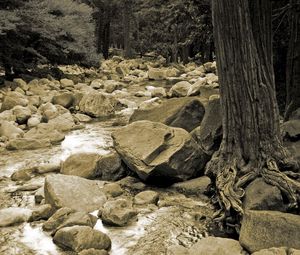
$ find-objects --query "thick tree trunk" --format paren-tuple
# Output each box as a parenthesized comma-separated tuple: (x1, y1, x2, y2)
(285, 0, 300, 120)
(123, 0, 132, 59)
(207, 0, 300, 219)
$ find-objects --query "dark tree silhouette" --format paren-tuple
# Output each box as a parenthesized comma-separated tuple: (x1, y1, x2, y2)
(206, 0, 300, 220)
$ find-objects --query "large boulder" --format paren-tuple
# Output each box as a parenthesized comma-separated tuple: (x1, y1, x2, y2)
(12, 106, 31, 124)
(79, 92, 118, 118)
(239, 210, 300, 253)
(148, 68, 167, 80)
(52, 92, 75, 108)
(6, 138, 51, 150)
(24, 123, 65, 144)
(243, 178, 285, 211)
(101, 198, 137, 226)
(44, 174, 107, 212)
(188, 237, 245, 255)
(61, 153, 102, 179)
(61, 151, 125, 181)
(169, 81, 192, 97)
(112, 121, 208, 182)
(43, 207, 97, 234)
(0, 207, 32, 227)
(0, 120, 24, 139)
(282, 120, 300, 141)
(191, 96, 222, 155)
(130, 97, 206, 132)
(0, 91, 29, 111)
(53, 226, 111, 253)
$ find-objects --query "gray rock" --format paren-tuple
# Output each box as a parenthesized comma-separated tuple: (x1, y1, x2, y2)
(44, 174, 107, 212)
(188, 237, 245, 255)
(112, 121, 207, 182)
(43, 207, 97, 234)
(171, 176, 211, 196)
(79, 92, 118, 118)
(103, 183, 124, 198)
(0, 207, 32, 227)
(53, 226, 111, 252)
(134, 190, 159, 205)
(239, 210, 300, 253)
(30, 204, 53, 221)
(282, 120, 300, 141)
(6, 138, 51, 150)
(101, 198, 137, 227)
(130, 97, 206, 132)
(52, 92, 75, 108)
(243, 178, 285, 211)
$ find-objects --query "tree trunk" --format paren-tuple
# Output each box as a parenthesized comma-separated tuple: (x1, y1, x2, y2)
(284, 0, 300, 120)
(206, 0, 300, 220)
(123, 0, 132, 58)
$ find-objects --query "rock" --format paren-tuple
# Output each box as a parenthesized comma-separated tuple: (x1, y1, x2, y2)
(148, 68, 167, 80)
(0, 120, 24, 139)
(0, 109, 16, 122)
(239, 210, 300, 253)
(24, 123, 65, 144)
(12, 106, 31, 124)
(103, 183, 124, 197)
(43, 207, 97, 234)
(27, 115, 41, 128)
(29, 204, 53, 221)
(96, 151, 126, 181)
(52, 93, 75, 108)
(167, 245, 189, 255)
(290, 249, 300, 255)
(169, 81, 192, 97)
(11, 168, 34, 181)
(39, 102, 58, 121)
(53, 226, 111, 252)
(61, 153, 101, 179)
(282, 120, 300, 141)
(117, 176, 147, 192)
(1, 91, 28, 111)
(6, 138, 51, 150)
(171, 176, 211, 196)
(146, 87, 166, 98)
(290, 108, 300, 120)
(134, 190, 159, 205)
(79, 92, 118, 118)
(48, 112, 77, 132)
(206, 73, 218, 84)
(191, 96, 222, 155)
(203, 62, 217, 73)
(243, 178, 285, 211)
(251, 247, 287, 255)
(35, 186, 45, 203)
(112, 121, 208, 182)
(187, 78, 207, 96)
(36, 163, 60, 174)
(74, 113, 92, 122)
(138, 97, 162, 110)
(101, 198, 137, 226)
(13, 78, 29, 91)
(90, 79, 103, 89)
(188, 237, 245, 255)
(130, 97, 206, 132)
(44, 174, 107, 212)
(60, 78, 74, 88)
(0, 207, 32, 227)
(79, 249, 109, 255)
(103, 80, 122, 93)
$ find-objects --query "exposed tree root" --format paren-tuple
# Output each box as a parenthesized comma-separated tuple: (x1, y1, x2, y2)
(206, 152, 300, 226)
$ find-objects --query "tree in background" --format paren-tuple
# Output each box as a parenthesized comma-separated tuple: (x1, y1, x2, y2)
(206, 0, 300, 224)
(0, 0, 98, 78)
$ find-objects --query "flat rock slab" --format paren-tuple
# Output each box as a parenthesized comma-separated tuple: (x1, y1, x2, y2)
(112, 121, 207, 182)
(44, 174, 107, 212)
(239, 210, 300, 253)
(129, 97, 206, 132)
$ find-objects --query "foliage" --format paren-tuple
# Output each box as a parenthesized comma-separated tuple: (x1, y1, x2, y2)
(0, 0, 98, 76)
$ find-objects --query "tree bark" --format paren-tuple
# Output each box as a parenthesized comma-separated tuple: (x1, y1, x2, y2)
(207, 0, 300, 220)
(123, 0, 132, 58)
(285, 0, 300, 120)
